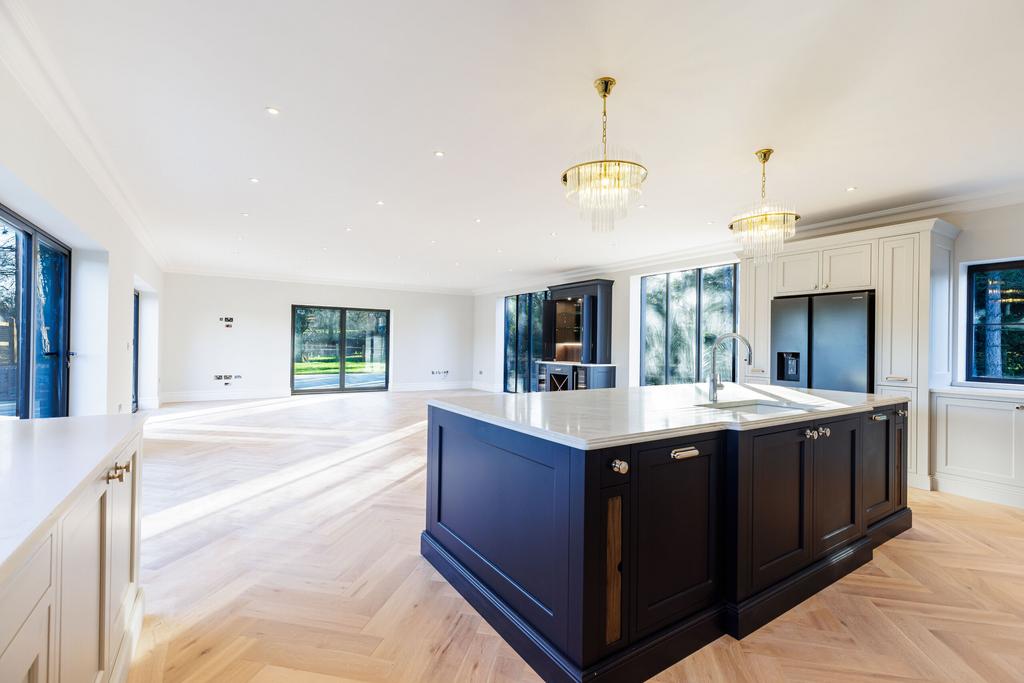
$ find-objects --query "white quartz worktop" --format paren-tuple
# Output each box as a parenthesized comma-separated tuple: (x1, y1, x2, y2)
(0, 414, 145, 578)
(427, 383, 906, 450)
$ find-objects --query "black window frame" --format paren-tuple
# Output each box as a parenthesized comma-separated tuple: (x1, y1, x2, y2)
(639, 263, 738, 386)
(132, 289, 140, 413)
(965, 259, 1024, 385)
(0, 202, 72, 418)
(290, 304, 391, 394)
(503, 290, 549, 393)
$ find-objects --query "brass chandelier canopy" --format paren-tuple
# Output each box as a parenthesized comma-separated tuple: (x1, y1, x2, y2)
(561, 77, 648, 233)
(728, 148, 800, 263)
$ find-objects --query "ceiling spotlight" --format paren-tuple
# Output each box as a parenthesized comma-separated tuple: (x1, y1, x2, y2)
(345, 227, 353, 232)
(706, 221, 714, 225)
(249, 177, 260, 184)
(846, 186, 858, 192)
(550, 231, 558, 237)
(455, 261, 461, 267)
(496, 248, 503, 254)
(474, 218, 482, 224)
(430, 239, 437, 244)
(265, 107, 280, 116)
(434, 150, 445, 158)
(638, 204, 647, 209)
(375, 200, 385, 206)
(321, 246, 328, 251)
(241, 212, 249, 217)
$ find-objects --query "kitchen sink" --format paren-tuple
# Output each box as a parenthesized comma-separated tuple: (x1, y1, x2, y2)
(697, 399, 813, 414)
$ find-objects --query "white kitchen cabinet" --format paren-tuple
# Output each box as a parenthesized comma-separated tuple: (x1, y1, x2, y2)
(0, 416, 144, 683)
(933, 394, 1024, 488)
(0, 593, 52, 683)
(821, 242, 874, 291)
(58, 475, 110, 683)
(773, 251, 820, 294)
(877, 386, 917, 475)
(878, 235, 919, 387)
(738, 258, 771, 382)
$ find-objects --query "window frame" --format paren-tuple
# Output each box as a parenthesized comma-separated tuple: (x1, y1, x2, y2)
(964, 259, 1024, 385)
(639, 263, 738, 386)
(0, 202, 72, 418)
(290, 304, 391, 394)
(503, 290, 549, 393)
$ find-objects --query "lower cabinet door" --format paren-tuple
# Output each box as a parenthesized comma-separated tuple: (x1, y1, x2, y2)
(108, 443, 139, 666)
(863, 408, 896, 525)
(749, 426, 813, 593)
(632, 437, 720, 635)
(59, 475, 111, 683)
(0, 594, 52, 683)
(812, 417, 863, 558)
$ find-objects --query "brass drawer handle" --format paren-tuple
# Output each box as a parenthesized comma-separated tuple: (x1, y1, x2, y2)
(871, 414, 888, 421)
(115, 460, 132, 475)
(670, 446, 700, 460)
(610, 459, 629, 475)
(106, 468, 125, 483)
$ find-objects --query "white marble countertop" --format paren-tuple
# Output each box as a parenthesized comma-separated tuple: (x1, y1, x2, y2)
(427, 383, 907, 450)
(0, 414, 145, 579)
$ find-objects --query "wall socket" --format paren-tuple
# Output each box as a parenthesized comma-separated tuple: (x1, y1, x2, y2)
(431, 370, 450, 377)
(218, 316, 234, 328)
(214, 374, 243, 381)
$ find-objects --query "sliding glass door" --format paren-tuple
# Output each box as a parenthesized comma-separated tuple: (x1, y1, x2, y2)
(0, 205, 71, 418)
(291, 305, 389, 393)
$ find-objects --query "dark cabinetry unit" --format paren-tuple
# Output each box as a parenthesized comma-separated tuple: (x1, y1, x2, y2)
(423, 402, 912, 683)
(543, 279, 613, 365)
(541, 363, 616, 392)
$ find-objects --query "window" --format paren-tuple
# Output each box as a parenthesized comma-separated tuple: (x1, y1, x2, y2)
(291, 305, 390, 393)
(966, 260, 1024, 384)
(0, 204, 71, 418)
(503, 290, 548, 392)
(640, 263, 738, 386)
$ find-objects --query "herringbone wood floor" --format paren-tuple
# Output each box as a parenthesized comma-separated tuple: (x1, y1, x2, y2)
(128, 391, 1024, 683)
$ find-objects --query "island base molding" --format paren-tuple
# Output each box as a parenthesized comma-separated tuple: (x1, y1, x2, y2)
(423, 509, 910, 683)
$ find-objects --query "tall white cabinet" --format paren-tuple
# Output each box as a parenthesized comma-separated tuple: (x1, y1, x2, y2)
(738, 218, 958, 490)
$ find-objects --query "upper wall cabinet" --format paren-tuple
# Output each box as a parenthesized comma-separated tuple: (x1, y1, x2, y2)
(878, 235, 919, 388)
(821, 243, 874, 291)
(773, 243, 874, 296)
(773, 251, 821, 294)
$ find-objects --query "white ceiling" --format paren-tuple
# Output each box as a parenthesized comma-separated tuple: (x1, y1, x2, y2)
(19, 0, 1024, 293)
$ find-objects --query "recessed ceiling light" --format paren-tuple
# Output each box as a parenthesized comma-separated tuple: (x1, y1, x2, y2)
(706, 221, 714, 225)
(474, 218, 482, 224)
(846, 186, 858, 192)
(241, 212, 249, 217)
(455, 261, 461, 267)
(507, 268, 513, 272)
(249, 177, 260, 184)
(375, 200, 385, 206)
(550, 231, 558, 237)
(265, 107, 280, 116)
(345, 227, 353, 232)
(430, 239, 437, 244)
(434, 150, 445, 158)
(321, 246, 328, 251)
(237, 236, 243, 241)
(638, 204, 647, 209)
(496, 248, 503, 254)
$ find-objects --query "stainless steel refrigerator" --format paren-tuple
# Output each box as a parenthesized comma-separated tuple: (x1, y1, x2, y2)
(770, 291, 875, 393)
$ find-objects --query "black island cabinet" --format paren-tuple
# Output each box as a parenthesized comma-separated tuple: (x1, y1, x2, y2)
(421, 401, 911, 683)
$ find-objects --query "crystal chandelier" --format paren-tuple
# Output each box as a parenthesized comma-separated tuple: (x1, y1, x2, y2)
(561, 77, 647, 233)
(729, 148, 800, 263)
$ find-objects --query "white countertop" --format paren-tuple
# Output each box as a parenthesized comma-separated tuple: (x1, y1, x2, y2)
(0, 414, 145, 579)
(428, 383, 906, 450)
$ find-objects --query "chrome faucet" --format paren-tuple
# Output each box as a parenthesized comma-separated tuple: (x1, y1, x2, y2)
(708, 333, 754, 403)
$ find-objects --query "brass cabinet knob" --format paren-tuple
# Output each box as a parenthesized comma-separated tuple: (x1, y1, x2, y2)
(115, 460, 132, 475)
(610, 459, 629, 475)
(106, 468, 125, 483)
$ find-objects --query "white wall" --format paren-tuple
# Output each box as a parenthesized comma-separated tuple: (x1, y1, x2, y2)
(0, 22, 163, 415)
(159, 273, 474, 403)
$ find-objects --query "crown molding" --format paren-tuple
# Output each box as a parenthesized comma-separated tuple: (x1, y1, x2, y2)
(0, 0, 166, 268)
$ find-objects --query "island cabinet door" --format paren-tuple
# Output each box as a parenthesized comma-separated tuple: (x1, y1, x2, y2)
(811, 416, 864, 559)
(743, 424, 814, 596)
(631, 436, 721, 637)
(863, 408, 896, 526)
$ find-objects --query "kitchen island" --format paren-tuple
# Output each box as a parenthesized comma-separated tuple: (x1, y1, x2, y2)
(421, 383, 910, 683)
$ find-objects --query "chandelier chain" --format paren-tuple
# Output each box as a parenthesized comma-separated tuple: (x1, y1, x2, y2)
(761, 159, 767, 201)
(601, 97, 608, 160)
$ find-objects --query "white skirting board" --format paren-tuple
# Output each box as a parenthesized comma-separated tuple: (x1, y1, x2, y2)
(932, 474, 1024, 509)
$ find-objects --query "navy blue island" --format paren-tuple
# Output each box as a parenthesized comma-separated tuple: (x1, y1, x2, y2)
(421, 383, 911, 682)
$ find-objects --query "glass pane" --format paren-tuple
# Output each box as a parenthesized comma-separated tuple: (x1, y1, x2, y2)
(972, 324, 1024, 380)
(700, 264, 737, 383)
(970, 265, 1024, 381)
(667, 270, 698, 384)
(504, 296, 517, 392)
(33, 240, 69, 417)
(529, 291, 546, 391)
(516, 295, 529, 393)
(0, 225, 23, 417)
(293, 306, 341, 391)
(642, 274, 667, 385)
(343, 309, 389, 389)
